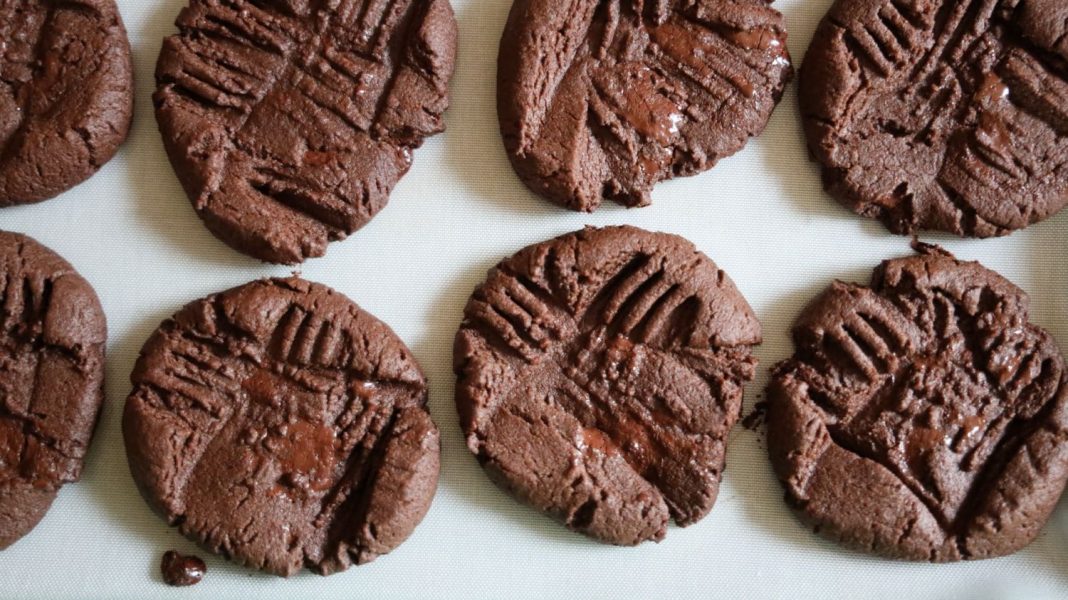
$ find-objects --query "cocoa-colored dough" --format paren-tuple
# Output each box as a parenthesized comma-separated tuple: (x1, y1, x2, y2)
(154, 0, 457, 264)
(0, 0, 134, 206)
(123, 278, 439, 576)
(454, 226, 761, 544)
(767, 243, 1068, 561)
(498, 0, 793, 211)
(0, 231, 106, 549)
(800, 0, 1068, 237)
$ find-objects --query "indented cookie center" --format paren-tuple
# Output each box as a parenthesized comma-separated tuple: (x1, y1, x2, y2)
(268, 420, 340, 495)
(591, 62, 683, 148)
(834, 355, 1003, 524)
(239, 370, 341, 497)
(543, 329, 707, 487)
(241, 370, 283, 407)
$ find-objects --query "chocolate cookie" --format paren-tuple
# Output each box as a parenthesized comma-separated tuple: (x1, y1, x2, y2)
(767, 243, 1068, 561)
(498, 0, 793, 211)
(0, 231, 106, 548)
(123, 278, 439, 576)
(0, 0, 133, 206)
(154, 0, 457, 264)
(800, 0, 1068, 237)
(454, 226, 761, 544)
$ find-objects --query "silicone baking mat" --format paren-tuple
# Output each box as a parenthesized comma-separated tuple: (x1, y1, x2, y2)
(1, 0, 1066, 598)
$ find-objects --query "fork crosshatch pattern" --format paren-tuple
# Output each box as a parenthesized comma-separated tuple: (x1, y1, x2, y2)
(0, 0, 1066, 597)
(0, 0, 133, 206)
(767, 245, 1068, 561)
(454, 226, 762, 545)
(498, 0, 793, 211)
(123, 278, 439, 576)
(154, 0, 457, 264)
(0, 231, 106, 550)
(800, 0, 1068, 237)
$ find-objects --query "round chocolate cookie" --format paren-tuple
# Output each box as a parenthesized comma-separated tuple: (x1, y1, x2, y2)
(498, 0, 793, 211)
(800, 0, 1068, 237)
(0, 231, 106, 548)
(767, 243, 1068, 561)
(454, 226, 761, 544)
(154, 0, 457, 264)
(123, 278, 439, 576)
(0, 0, 133, 206)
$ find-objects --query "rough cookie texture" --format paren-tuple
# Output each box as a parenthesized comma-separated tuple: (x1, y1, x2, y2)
(767, 243, 1068, 561)
(498, 0, 793, 211)
(123, 278, 439, 576)
(0, 0, 133, 206)
(0, 231, 106, 548)
(154, 0, 457, 264)
(454, 226, 761, 544)
(801, 0, 1068, 237)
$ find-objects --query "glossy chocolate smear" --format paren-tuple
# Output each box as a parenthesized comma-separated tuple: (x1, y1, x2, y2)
(0, 0, 133, 206)
(800, 0, 1068, 237)
(154, 0, 457, 264)
(454, 226, 762, 544)
(767, 243, 1068, 561)
(123, 278, 440, 576)
(498, 0, 793, 211)
(0, 231, 107, 548)
(160, 550, 206, 587)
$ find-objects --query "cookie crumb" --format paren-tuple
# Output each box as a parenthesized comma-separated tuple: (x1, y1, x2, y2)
(741, 401, 769, 432)
(161, 550, 206, 587)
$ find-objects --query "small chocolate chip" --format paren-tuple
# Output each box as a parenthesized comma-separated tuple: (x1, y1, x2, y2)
(161, 550, 206, 587)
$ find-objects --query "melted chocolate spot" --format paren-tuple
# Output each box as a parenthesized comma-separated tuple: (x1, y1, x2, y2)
(272, 420, 340, 494)
(581, 427, 618, 455)
(974, 73, 1010, 106)
(905, 426, 949, 463)
(976, 112, 1012, 154)
(354, 380, 378, 400)
(161, 550, 206, 587)
(723, 26, 787, 55)
(593, 63, 684, 146)
(242, 370, 341, 493)
(651, 21, 758, 98)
